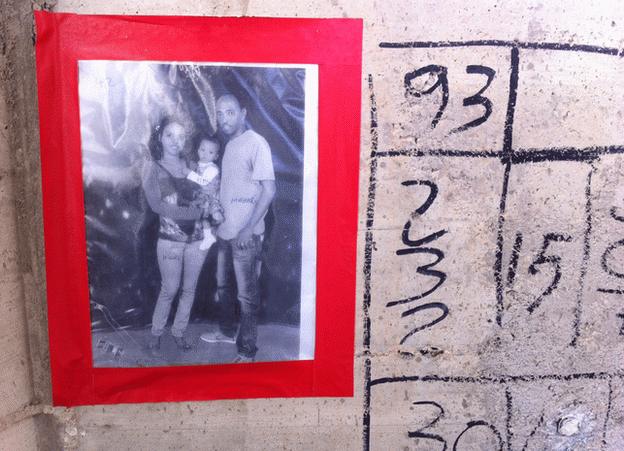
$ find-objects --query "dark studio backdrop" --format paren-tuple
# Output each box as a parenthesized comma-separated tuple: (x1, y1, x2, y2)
(79, 62, 306, 333)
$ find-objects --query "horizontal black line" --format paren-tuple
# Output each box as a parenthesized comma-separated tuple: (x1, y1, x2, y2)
(369, 371, 623, 387)
(379, 40, 622, 56)
(598, 288, 624, 295)
(374, 145, 624, 162)
(512, 146, 624, 163)
(372, 149, 501, 158)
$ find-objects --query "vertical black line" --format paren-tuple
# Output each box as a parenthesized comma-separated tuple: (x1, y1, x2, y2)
(506, 232, 523, 286)
(505, 386, 513, 451)
(363, 74, 379, 349)
(363, 358, 372, 451)
(363, 74, 380, 451)
(494, 162, 512, 327)
(494, 46, 520, 326)
(602, 378, 614, 449)
(503, 47, 520, 158)
(570, 161, 595, 347)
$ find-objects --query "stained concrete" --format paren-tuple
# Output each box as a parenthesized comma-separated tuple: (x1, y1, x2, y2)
(2, 0, 624, 449)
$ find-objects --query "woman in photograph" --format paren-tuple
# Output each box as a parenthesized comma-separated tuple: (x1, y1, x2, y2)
(142, 116, 210, 352)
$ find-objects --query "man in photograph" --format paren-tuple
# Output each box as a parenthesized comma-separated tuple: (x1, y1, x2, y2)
(200, 93, 276, 363)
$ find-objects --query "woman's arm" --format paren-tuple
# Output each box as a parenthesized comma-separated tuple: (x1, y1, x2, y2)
(142, 161, 202, 220)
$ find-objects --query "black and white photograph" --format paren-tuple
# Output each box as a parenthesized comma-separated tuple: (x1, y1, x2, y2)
(78, 60, 318, 367)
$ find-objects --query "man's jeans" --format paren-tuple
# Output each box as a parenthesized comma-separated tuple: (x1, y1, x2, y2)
(151, 239, 209, 338)
(215, 235, 262, 358)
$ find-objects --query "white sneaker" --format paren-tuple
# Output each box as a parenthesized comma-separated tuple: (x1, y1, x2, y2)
(200, 331, 235, 344)
(232, 354, 254, 364)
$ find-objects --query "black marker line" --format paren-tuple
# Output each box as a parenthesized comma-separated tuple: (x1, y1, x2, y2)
(512, 146, 624, 164)
(598, 288, 624, 295)
(379, 39, 621, 56)
(505, 386, 513, 451)
(494, 46, 520, 326)
(521, 412, 544, 451)
(506, 232, 523, 287)
(571, 162, 595, 347)
(373, 148, 502, 158)
(610, 204, 624, 222)
(601, 378, 613, 450)
(362, 74, 379, 451)
(617, 313, 624, 336)
(363, 74, 379, 351)
(363, 357, 372, 451)
(369, 370, 624, 387)
(374, 145, 624, 162)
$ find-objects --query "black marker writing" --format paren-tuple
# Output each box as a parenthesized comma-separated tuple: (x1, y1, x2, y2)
(389, 180, 449, 345)
(404, 64, 496, 133)
(408, 401, 447, 450)
(527, 233, 572, 313)
(597, 198, 624, 296)
(404, 65, 449, 129)
(602, 239, 624, 280)
(450, 65, 496, 134)
(617, 313, 624, 336)
(506, 232, 524, 287)
(452, 420, 504, 451)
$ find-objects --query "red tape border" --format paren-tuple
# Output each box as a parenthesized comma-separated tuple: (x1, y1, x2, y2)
(35, 11, 362, 406)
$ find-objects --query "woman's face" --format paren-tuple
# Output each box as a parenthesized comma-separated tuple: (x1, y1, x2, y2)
(160, 122, 186, 158)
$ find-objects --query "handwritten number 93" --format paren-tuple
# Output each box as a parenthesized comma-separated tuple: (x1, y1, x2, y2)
(404, 64, 496, 133)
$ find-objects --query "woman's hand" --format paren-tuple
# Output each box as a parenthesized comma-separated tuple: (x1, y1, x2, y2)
(202, 205, 213, 218)
(190, 198, 204, 210)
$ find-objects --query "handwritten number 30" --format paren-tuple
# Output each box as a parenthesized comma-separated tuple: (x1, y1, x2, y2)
(404, 64, 496, 133)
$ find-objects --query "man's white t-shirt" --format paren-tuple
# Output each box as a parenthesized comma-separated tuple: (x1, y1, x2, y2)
(217, 129, 275, 240)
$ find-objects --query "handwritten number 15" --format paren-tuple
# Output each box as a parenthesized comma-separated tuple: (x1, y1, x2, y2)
(404, 64, 496, 133)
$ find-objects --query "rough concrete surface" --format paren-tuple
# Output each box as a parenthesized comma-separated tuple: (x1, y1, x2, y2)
(2, 0, 624, 449)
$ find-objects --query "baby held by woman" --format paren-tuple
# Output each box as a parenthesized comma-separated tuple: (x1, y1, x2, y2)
(186, 135, 225, 250)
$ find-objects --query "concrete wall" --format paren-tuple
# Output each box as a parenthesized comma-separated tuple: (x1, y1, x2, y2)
(1, 0, 624, 449)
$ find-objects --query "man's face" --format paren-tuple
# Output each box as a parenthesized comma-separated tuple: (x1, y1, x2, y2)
(216, 97, 246, 137)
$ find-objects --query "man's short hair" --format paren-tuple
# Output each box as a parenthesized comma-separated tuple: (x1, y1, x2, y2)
(217, 93, 245, 110)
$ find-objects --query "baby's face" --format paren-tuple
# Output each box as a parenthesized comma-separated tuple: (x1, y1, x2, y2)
(197, 140, 219, 163)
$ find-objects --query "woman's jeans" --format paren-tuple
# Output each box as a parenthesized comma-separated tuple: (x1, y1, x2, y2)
(151, 238, 209, 338)
(215, 235, 262, 358)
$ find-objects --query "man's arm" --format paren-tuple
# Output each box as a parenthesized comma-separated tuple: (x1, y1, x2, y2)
(235, 179, 276, 248)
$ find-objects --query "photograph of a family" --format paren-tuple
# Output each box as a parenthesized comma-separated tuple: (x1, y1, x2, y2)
(79, 61, 318, 367)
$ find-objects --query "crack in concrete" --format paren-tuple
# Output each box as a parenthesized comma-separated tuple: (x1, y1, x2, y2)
(0, 403, 45, 433)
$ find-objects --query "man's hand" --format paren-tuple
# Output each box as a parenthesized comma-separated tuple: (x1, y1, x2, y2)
(211, 209, 225, 225)
(235, 226, 254, 249)
(234, 179, 275, 249)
